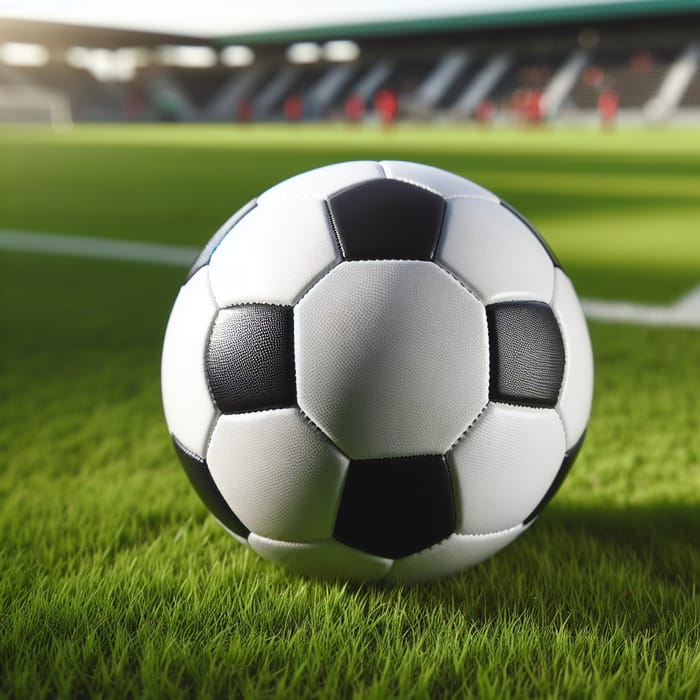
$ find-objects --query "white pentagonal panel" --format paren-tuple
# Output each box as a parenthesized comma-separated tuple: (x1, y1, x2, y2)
(380, 160, 498, 201)
(436, 198, 555, 304)
(249, 533, 393, 581)
(387, 525, 526, 584)
(258, 161, 385, 203)
(449, 402, 566, 535)
(296, 260, 489, 459)
(207, 408, 349, 541)
(161, 267, 218, 457)
(209, 197, 339, 307)
(551, 269, 594, 448)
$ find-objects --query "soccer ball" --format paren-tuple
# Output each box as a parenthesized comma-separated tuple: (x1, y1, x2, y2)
(161, 161, 593, 583)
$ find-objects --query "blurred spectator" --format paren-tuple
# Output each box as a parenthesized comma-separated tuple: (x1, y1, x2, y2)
(284, 95, 304, 121)
(374, 88, 399, 123)
(630, 51, 654, 72)
(582, 64, 605, 88)
(122, 92, 145, 119)
(236, 99, 253, 123)
(155, 94, 180, 121)
(475, 99, 496, 123)
(598, 88, 619, 126)
(523, 89, 544, 123)
(344, 94, 365, 122)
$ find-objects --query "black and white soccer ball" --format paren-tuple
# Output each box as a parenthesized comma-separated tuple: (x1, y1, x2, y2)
(161, 161, 593, 583)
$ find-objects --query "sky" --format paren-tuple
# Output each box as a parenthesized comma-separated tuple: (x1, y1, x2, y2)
(0, 0, 640, 37)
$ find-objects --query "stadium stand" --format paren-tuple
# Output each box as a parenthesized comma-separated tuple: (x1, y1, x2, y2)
(483, 53, 563, 121)
(682, 68, 700, 105)
(157, 67, 230, 111)
(0, 1, 699, 125)
(672, 42, 700, 120)
(570, 49, 675, 109)
(434, 57, 485, 111)
(6, 62, 121, 120)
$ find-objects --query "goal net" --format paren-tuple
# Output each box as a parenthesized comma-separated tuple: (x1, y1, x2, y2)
(0, 86, 73, 126)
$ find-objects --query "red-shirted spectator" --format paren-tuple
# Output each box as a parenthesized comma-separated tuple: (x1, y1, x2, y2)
(374, 88, 399, 124)
(582, 65, 605, 88)
(284, 95, 303, 121)
(475, 99, 496, 123)
(598, 89, 619, 125)
(344, 94, 365, 122)
(524, 89, 544, 123)
(236, 99, 253, 123)
(630, 51, 654, 73)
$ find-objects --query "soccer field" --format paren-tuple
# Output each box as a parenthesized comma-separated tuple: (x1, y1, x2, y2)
(1, 124, 699, 697)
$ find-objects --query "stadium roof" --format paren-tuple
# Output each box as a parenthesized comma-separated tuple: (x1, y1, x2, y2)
(0, 18, 212, 49)
(1, 0, 697, 50)
(216, 0, 700, 44)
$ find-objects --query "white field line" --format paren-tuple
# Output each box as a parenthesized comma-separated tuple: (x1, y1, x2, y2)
(0, 229, 198, 267)
(2, 228, 699, 329)
(581, 298, 700, 329)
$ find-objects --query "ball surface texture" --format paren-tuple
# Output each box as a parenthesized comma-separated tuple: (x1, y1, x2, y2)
(161, 161, 593, 583)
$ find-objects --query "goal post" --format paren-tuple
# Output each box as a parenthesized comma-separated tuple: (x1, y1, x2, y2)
(0, 86, 73, 127)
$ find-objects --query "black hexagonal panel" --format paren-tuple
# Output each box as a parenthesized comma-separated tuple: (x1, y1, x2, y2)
(186, 199, 257, 282)
(206, 304, 295, 413)
(487, 301, 565, 408)
(500, 200, 560, 269)
(172, 435, 250, 539)
(327, 178, 446, 261)
(524, 430, 586, 524)
(333, 455, 456, 559)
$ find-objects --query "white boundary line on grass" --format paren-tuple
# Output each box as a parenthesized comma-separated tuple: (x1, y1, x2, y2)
(2, 228, 700, 329)
(581, 296, 700, 329)
(0, 229, 198, 267)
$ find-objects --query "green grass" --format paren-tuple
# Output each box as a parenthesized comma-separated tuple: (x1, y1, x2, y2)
(1, 125, 700, 698)
(1, 124, 699, 302)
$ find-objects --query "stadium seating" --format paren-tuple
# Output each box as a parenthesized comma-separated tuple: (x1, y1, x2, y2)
(680, 69, 700, 106)
(1, 15, 698, 125)
(571, 49, 675, 110)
